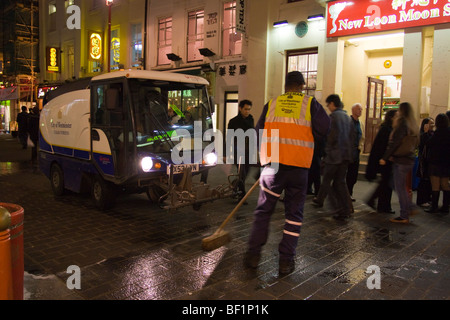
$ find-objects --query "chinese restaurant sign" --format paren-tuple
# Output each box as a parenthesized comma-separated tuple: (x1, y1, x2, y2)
(46, 47, 60, 73)
(89, 32, 102, 60)
(327, 0, 450, 38)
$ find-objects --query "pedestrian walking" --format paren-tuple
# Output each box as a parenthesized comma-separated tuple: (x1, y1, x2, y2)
(365, 109, 397, 214)
(424, 113, 450, 214)
(227, 99, 255, 203)
(312, 94, 354, 220)
(346, 103, 364, 201)
(380, 102, 419, 223)
(244, 71, 330, 274)
(307, 134, 325, 196)
(416, 117, 434, 207)
(27, 106, 40, 167)
(16, 106, 29, 149)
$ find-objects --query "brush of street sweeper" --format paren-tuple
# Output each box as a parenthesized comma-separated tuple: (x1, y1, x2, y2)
(202, 179, 260, 251)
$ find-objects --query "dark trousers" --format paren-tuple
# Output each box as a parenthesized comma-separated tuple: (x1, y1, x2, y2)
(367, 163, 393, 212)
(248, 165, 308, 261)
(346, 156, 360, 196)
(316, 161, 352, 214)
(416, 178, 432, 205)
(19, 131, 27, 148)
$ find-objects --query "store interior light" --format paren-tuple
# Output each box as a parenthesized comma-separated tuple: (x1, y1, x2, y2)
(273, 20, 288, 28)
(307, 14, 324, 21)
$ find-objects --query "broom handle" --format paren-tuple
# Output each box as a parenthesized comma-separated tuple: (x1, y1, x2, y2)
(216, 179, 260, 231)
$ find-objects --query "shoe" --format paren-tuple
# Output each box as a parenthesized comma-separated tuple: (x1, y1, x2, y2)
(243, 252, 260, 269)
(351, 197, 356, 202)
(390, 217, 409, 224)
(333, 214, 351, 221)
(279, 259, 295, 275)
(378, 209, 395, 214)
(312, 197, 323, 208)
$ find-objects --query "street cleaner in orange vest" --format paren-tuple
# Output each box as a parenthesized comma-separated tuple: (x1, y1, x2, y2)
(245, 71, 330, 274)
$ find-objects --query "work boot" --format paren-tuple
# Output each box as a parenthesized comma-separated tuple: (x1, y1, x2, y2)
(243, 251, 260, 269)
(279, 258, 295, 275)
(426, 191, 440, 213)
(439, 190, 449, 214)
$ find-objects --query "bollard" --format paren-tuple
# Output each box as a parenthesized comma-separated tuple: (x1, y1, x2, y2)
(0, 203, 24, 300)
(0, 206, 13, 300)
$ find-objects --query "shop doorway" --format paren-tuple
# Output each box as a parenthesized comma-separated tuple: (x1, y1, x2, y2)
(364, 77, 384, 153)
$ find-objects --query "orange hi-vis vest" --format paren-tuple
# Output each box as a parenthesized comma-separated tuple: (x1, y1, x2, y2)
(260, 92, 315, 168)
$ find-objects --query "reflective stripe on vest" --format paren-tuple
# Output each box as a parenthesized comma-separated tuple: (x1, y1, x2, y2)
(260, 92, 314, 168)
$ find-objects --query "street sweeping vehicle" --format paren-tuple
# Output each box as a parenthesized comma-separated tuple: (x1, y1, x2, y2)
(39, 70, 232, 210)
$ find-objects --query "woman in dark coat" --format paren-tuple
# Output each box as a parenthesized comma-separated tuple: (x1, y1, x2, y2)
(365, 109, 397, 213)
(425, 113, 450, 214)
(416, 117, 434, 206)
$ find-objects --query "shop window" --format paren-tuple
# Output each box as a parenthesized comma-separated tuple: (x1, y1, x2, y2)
(158, 17, 172, 66)
(287, 49, 318, 96)
(222, 1, 242, 57)
(131, 23, 142, 67)
(187, 9, 204, 62)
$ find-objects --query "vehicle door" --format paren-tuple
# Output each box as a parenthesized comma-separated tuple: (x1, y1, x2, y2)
(90, 79, 134, 182)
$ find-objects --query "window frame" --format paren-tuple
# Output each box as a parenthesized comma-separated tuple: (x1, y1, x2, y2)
(187, 9, 205, 62)
(222, 1, 242, 57)
(157, 17, 173, 66)
(286, 48, 319, 96)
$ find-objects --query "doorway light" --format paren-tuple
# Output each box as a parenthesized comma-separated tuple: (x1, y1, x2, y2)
(347, 32, 404, 43)
(307, 14, 324, 21)
(273, 20, 288, 28)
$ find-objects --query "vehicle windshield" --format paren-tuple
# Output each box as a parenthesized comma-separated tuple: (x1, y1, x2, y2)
(128, 78, 213, 153)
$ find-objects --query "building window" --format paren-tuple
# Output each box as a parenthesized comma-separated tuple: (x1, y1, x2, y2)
(131, 23, 142, 67)
(158, 17, 172, 65)
(287, 49, 318, 96)
(110, 28, 120, 71)
(65, 0, 75, 8)
(222, 1, 242, 57)
(48, 1, 56, 31)
(187, 9, 204, 62)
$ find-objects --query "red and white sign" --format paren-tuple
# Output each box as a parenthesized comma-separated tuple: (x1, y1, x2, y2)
(327, 0, 450, 38)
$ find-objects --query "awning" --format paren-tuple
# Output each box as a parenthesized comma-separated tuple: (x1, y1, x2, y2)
(0, 87, 19, 101)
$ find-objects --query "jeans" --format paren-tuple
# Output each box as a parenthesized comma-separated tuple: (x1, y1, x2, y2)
(393, 162, 414, 219)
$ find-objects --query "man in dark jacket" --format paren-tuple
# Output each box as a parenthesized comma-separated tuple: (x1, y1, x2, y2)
(313, 94, 354, 219)
(227, 100, 255, 201)
(16, 106, 29, 149)
(27, 106, 40, 167)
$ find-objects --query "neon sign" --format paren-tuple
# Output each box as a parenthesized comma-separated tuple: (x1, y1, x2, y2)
(46, 47, 60, 72)
(89, 33, 102, 60)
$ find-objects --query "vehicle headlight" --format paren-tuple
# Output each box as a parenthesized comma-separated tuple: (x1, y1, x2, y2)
(204, 152, 217, 166)
(141, 157, 153, 172)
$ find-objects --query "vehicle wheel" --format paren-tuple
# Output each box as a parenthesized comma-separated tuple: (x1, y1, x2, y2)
(91, 176, 115, 210)
(50, 163, 65, 196)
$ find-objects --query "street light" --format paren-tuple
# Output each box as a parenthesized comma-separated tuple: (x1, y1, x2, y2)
(106, 0, 113, 72)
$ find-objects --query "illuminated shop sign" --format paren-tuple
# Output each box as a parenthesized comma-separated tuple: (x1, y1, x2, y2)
(46, 47, 60, 72)
(89, 32, 102, 60)
(327, 0, 450, 38)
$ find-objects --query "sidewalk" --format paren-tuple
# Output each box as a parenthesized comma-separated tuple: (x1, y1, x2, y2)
(1, 132, 449, 301)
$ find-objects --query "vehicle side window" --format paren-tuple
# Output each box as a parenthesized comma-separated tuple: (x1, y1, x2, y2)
(92, 82, 124, 126)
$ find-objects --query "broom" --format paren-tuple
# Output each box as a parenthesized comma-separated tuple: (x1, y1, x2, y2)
(201, 179, 260, 251)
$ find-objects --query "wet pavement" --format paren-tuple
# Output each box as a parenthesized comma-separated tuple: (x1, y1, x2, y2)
(1, 133, 450, 303)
